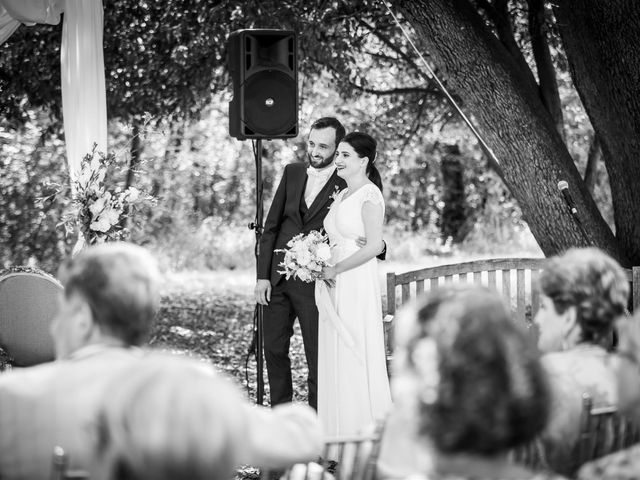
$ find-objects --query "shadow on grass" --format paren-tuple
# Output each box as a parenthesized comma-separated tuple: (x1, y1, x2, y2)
(151, 290, 308, 405)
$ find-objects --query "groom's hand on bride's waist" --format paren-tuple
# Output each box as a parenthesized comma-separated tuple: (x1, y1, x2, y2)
(255, 279, 272, 305)
(356, 236, 387, 256)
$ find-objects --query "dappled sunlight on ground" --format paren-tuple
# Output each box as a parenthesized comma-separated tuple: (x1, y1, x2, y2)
(161, 269, 255, 296)
(154, 246, 544, 408)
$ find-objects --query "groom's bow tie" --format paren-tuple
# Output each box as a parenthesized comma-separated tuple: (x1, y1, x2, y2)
(307, 166, 334, 179)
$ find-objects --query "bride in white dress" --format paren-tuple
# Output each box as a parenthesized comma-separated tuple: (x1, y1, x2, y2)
(316, 132, 392, 438)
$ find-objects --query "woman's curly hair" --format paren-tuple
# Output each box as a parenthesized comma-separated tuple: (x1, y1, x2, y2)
(400, 285, 550, 455)
(538, 247, 628, 347)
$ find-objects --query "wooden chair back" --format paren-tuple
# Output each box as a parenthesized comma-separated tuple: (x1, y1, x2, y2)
(318, 432, 381, 480)
(268, 425, 383, 480)
(578, 394, 640, 465)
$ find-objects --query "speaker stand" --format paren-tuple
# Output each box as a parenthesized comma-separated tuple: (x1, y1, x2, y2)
(250, 139, 266, 406)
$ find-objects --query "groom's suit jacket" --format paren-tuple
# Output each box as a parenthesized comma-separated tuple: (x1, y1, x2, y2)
(258, 162, 346, 287)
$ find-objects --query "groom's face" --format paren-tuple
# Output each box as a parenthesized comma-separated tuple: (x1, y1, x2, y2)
(307, 127, 337, 169)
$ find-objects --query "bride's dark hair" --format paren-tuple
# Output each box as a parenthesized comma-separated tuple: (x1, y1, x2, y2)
(341, 132, 383, 192)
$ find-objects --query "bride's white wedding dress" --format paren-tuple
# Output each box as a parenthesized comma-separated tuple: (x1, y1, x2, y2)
(316, 183, 392, 437)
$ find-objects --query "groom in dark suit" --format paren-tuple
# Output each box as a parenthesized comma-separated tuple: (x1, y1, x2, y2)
(255, 117, 348, 410)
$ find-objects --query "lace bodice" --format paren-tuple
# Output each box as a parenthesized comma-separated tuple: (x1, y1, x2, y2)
(323, 183, 384, 261)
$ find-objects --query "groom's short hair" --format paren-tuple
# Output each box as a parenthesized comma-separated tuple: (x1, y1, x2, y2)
(310, 117, 345, 146)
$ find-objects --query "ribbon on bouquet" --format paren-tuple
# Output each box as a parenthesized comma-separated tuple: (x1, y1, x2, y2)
(315, 281, 364, 365)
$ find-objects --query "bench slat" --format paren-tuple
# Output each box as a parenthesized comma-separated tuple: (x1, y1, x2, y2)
(516, 268, 526, 325)
(386, 272, 396, 315)
(393, 258, 547, 285)
(401, 284, 410, 304)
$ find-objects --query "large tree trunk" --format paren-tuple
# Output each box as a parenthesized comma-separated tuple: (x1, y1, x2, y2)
(394, 0, 628, 265)
(554, 2, 640, 264)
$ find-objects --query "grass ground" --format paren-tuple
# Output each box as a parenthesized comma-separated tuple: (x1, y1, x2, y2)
(153, 269, 304, 404)
(154, 244, 543, 405)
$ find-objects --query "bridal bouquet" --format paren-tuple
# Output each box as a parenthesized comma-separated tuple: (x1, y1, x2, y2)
(276, 230, 332, 283)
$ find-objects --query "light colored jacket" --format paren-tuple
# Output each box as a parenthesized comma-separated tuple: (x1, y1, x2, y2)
(0, 345, 323, 479)
(0, 345, 142, 480)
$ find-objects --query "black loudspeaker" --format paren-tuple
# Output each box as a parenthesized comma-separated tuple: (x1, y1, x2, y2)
(228, 29, 298, 140)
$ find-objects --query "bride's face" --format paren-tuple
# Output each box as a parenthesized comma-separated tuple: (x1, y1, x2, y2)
(335, 142, 367, 179)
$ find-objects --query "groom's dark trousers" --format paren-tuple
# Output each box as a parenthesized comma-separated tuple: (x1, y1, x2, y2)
(263, 279, 319, 409)
(257, 162, 346, 410)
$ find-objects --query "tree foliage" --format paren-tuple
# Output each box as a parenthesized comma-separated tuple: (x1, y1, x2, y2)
(2, 0, 634, 267)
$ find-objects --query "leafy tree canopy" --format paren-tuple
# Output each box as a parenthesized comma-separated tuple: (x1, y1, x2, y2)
(2, 0, 637, 264)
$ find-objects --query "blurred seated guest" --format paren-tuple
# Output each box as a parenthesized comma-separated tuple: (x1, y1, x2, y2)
(376, 285, 565, 480)
(534, 247, 628, 476)
(0, 242, 322, 480)
(90, 353, 249, 480)
(577, 312, 640, 479)
(0, 242, 160, 480)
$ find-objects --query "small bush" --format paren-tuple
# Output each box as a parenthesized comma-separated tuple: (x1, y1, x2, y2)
(150, 217, 256, 272)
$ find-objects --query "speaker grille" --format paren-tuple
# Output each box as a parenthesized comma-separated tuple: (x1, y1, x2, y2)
(244, 70, 296, 136)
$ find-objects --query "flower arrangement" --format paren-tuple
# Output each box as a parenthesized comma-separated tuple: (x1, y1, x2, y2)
(51, 146, 155, 247)
(330, 185, 342, 202)
(276, 230, 332, 283)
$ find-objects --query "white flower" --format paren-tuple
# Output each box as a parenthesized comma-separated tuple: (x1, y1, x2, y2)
(297, 269, 312, 282)
(90, 216, 112, 233)
(297, 251, 311, 266)
(125, 187, 140, 202)
(103, 206, 122, 226)
(292, 240, 307, 255)
(89, 195, 108, 216)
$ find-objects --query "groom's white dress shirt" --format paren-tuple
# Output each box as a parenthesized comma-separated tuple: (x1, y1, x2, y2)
(304, 165, 336, 206)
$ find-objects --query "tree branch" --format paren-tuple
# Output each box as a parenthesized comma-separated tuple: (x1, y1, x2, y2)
(528, 0, 564, 139)
(584, 134, 601, 194)
(347, 82, 442, 97)
(355, 18, 430, 81)
(477, 0, 538, 89)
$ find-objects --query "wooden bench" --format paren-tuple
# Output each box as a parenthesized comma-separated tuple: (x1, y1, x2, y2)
(384, 257, 640, 357)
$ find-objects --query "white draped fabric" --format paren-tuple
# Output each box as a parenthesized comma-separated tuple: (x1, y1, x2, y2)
(0, 0, 62, 46)
(60, 0, 107, 178)
(0, 0, 62, 26)
(0, 8, 21, 44)
(0, 0, 107, 180)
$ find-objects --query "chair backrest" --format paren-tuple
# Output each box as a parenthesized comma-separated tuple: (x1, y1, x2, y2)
(271, 426, 383, 480)
(319, 431, 382, 480)
(0, 266, 62, 366)
(51, 446, 90, 480)
(577, 394, 640, 465)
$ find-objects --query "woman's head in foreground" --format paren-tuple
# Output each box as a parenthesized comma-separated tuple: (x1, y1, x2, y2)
(393, 285, 550, 456)
(91, 354, 247, 480)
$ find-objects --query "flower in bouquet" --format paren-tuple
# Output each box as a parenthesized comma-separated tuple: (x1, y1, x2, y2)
(276, 230, 332, 283)
(50, 145, 156, 247)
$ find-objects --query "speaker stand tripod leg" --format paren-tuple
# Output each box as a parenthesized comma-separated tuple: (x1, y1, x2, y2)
(252, 139, 265, 405)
